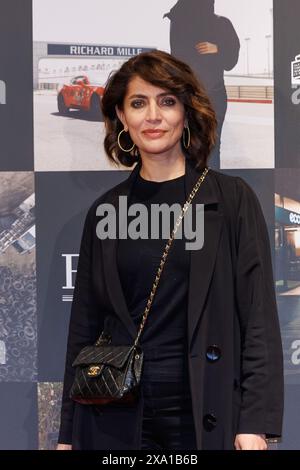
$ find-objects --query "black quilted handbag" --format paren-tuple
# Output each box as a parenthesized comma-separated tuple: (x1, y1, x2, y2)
(69, 168, 209, 406)
(69, 332, 143, 405)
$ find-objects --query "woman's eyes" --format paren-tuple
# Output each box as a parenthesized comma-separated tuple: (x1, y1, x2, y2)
(162, 97, 177, 106)
(130, 97, 177, 108)
(131, 100, 144, 108)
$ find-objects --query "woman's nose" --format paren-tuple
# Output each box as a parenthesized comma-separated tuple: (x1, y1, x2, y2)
(146, 101, 161, 121)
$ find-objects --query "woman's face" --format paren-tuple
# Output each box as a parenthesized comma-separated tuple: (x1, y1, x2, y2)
(116, 76, 186, 158)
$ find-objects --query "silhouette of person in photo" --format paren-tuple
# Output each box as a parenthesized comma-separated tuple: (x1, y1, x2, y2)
(164, 0, 240, 168)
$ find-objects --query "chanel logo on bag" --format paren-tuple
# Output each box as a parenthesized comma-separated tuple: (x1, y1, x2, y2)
(87, 365, 102, 377)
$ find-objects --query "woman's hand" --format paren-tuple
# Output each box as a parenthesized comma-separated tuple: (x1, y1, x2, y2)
(234, 434, 268, 450)
(195, 41, 218, 54)
(56, 443, 72, 450)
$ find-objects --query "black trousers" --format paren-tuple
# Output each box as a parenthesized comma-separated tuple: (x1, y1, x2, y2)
(140, 381, 197, 450)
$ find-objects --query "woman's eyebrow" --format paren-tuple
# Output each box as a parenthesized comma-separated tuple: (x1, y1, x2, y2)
(128, 92, 173, 99)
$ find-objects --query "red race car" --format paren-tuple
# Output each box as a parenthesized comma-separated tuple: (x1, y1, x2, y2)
(57, 75, 105, 116)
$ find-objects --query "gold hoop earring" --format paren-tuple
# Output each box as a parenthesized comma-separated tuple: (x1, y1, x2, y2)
(182, 125, 191, 149)
(117, 129, 135, 152)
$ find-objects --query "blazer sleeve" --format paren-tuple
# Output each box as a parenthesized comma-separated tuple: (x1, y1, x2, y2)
(234, 177, 284, 438)
(217, 17, 240, 71)
(57, 203, 103, 444)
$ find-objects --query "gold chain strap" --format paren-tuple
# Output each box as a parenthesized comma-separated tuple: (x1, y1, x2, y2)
(133, 167, 209, 348)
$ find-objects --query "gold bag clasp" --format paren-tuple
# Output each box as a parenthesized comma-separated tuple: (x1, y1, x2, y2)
(87, 365, 101, 377)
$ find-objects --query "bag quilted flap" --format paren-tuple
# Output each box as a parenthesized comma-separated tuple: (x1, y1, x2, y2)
(72, 344, 135, 368)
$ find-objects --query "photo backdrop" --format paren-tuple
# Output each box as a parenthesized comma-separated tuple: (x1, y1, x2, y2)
(0, 0, 300, 449)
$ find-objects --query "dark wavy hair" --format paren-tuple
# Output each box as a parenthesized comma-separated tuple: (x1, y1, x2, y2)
(101, 50, 217, 169)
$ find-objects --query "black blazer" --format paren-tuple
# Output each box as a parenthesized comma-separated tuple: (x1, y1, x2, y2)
(58, 157, 284, 450)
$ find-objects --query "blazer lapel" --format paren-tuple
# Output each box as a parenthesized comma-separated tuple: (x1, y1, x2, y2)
(100, 158, 223, 347)
(184, 160, 223, 352)
(101, 161, 142, 341)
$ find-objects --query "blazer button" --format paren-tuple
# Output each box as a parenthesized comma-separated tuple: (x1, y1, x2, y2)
(206, 345, 221, 362)
(203, 413, 217, 432)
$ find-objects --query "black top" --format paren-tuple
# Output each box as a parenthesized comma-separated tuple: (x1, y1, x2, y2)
(117, 172, 190, 383)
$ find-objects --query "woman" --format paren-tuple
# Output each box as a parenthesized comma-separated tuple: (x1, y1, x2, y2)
(57, 50, 283, 450)
(164, 0, 240, 168)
